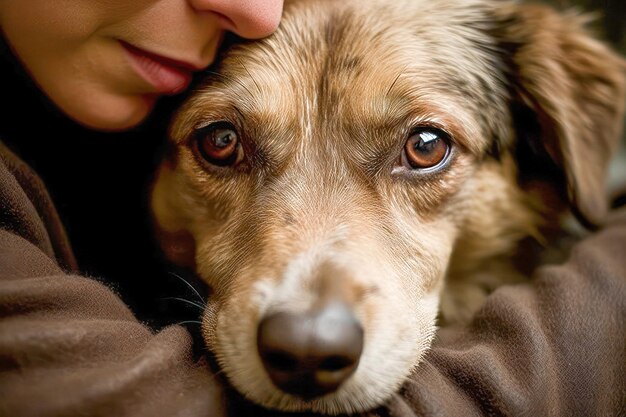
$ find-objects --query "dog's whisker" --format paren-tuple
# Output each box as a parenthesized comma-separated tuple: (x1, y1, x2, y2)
(210, 367, 226, 378)
(175, 320, 203, 326)
(204, 69, 255, 99)
(385, 65, 408, 98)
(162, 296, 206, 311)
(235, 56, 262, 94)
(167, 271, 205, 304)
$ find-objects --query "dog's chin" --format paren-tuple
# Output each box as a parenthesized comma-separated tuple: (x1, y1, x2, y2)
(238, 375, 401, 415)
(219, 348, 427, 415)
(207, 294, 440, 415)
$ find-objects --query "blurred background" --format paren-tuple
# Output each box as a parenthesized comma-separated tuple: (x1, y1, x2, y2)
(544, 0, 624, 50)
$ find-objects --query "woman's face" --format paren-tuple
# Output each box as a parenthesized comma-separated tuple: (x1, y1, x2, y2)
(0, 0, 283, 130)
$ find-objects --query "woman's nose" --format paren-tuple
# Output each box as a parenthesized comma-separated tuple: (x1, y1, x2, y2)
(189, 0, 284, 39)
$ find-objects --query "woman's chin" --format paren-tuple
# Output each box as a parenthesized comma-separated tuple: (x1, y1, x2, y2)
(62, 93, 157, 132)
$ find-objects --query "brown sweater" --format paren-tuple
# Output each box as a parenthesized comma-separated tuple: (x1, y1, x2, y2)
(1, 141, 625, 417)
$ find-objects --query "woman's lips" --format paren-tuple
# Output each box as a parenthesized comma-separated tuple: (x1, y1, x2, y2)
(121, 41, 195, 95)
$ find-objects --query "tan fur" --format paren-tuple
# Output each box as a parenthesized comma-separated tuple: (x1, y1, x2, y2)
(151, 0, 626, 413)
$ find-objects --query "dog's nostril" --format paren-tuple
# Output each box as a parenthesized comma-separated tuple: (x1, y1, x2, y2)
(257, 303, 364, 399)
(319, 355, 353, 372)
(265, 351, 298, 372)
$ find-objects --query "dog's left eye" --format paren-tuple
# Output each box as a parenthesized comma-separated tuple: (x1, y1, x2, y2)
(402, 128, 450, 170)
(194, 122, 243, 167)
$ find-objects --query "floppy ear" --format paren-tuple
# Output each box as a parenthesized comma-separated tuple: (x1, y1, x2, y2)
(494, 3, 626, 227)
(151, 163, 197, 268)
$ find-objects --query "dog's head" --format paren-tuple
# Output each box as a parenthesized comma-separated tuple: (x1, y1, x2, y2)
(152, 0, 625, 413)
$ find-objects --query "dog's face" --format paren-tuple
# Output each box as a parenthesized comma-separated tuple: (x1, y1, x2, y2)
(152, 0, 625, 414)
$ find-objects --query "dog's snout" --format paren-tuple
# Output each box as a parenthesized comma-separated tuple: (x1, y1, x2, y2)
(257, 302, 363, 398)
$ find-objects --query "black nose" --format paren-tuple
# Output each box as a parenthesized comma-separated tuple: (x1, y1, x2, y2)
(257, 302, 364, 399)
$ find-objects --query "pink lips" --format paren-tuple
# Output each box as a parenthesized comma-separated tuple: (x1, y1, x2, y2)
(121, 41, 196, 95)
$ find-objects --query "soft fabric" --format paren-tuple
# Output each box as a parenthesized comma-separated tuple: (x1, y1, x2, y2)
(0, 143, 225, 417)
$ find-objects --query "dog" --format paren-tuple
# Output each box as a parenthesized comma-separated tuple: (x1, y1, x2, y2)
(151, 0, 626, 414)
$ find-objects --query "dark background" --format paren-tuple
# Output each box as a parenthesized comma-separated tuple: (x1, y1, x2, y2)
(2, 0, 625, 332)
(545, 0, 625, 50)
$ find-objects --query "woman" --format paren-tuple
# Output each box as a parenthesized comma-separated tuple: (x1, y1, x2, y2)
(1, 1, 625, 416)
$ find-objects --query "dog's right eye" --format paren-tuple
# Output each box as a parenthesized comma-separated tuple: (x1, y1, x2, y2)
(194, 122, 242, 167)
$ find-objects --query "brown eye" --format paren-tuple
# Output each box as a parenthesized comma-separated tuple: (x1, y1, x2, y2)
(195, 122, 241, 167)
(403, 128, 450, 170)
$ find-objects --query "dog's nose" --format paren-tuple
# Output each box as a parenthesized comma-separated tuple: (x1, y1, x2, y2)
(257, 302, 363, 398)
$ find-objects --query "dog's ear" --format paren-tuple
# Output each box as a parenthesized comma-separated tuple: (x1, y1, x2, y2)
(494, 3, 626, 227)
(151, 164, 196, 268)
